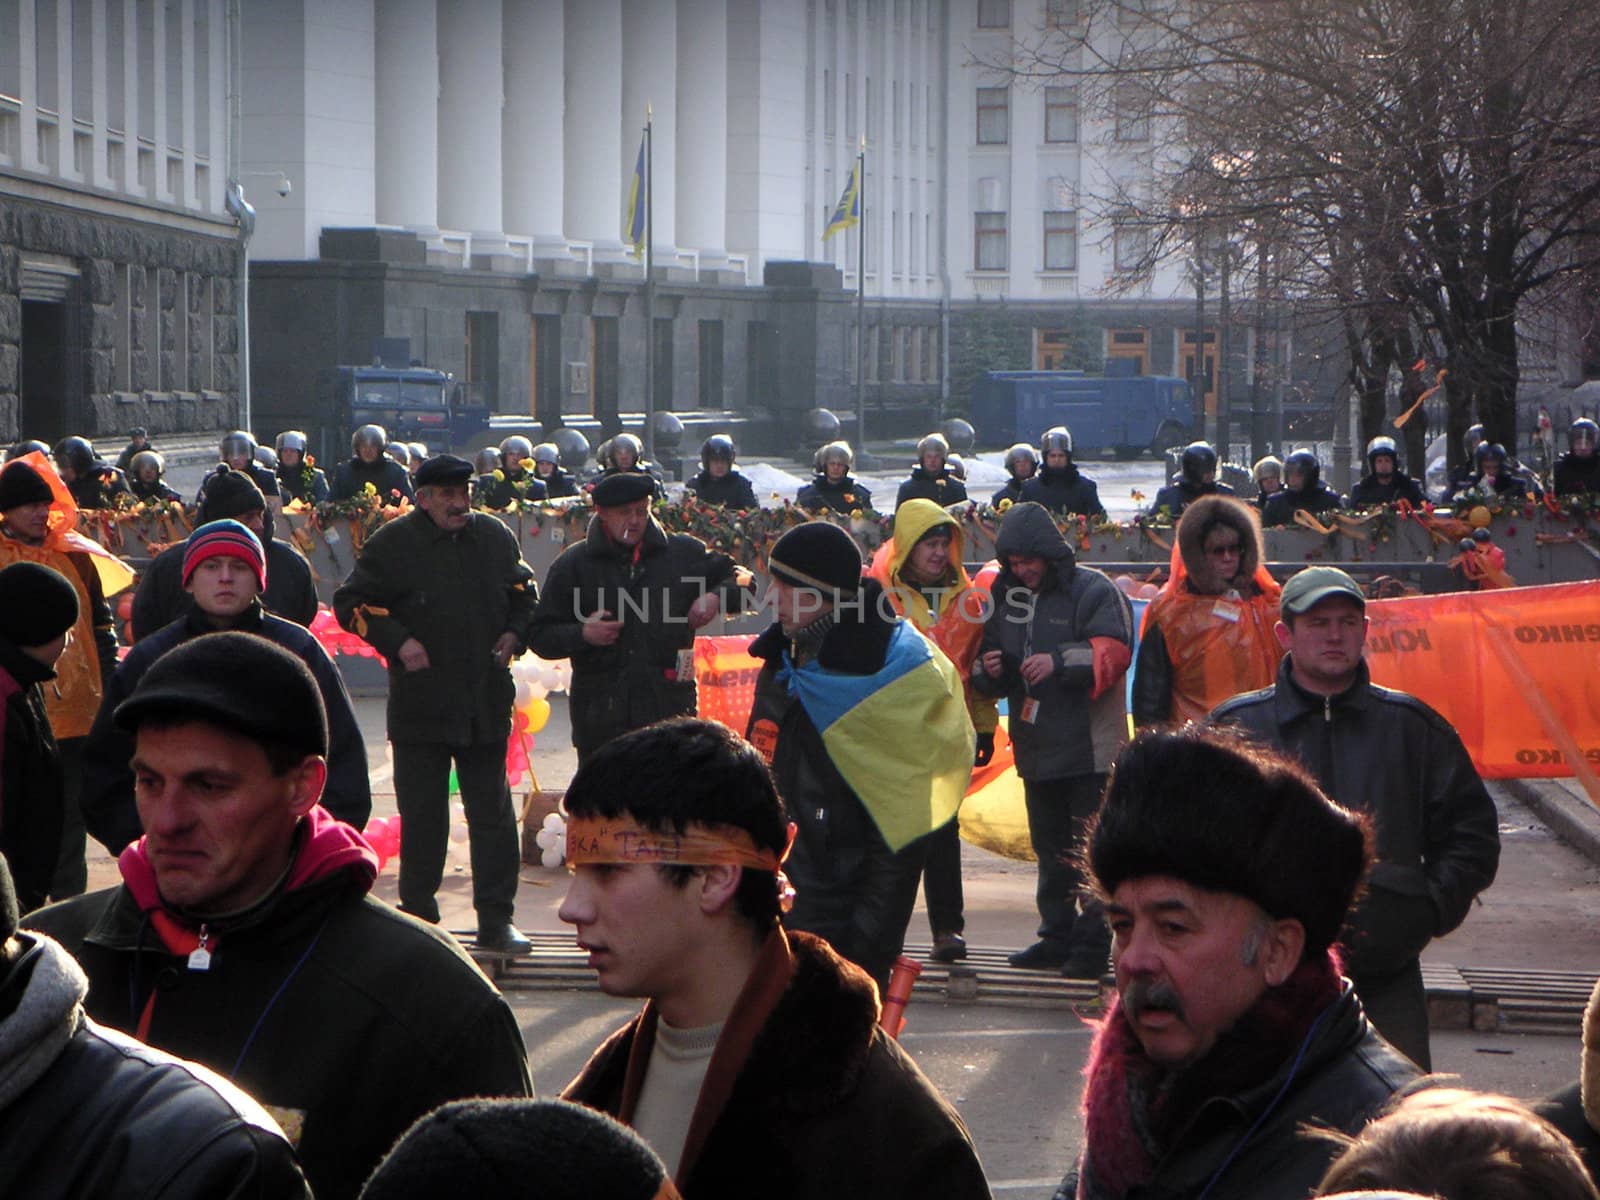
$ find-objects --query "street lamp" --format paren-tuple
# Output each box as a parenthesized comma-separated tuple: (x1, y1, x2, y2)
(224, 170, 289, 432)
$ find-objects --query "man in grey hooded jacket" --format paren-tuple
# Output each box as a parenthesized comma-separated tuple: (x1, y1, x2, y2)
(972, 502, 1134, 977)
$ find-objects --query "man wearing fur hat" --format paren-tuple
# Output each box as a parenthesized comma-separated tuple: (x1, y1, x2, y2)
(83, 520, 371, 855)
(0, 457, 125, 900)
(746, 521, 975, 989)
(1210, 566, 1500, 1070)
(529, 469, 752, 764)
(559, 719, 990, 1199)
(973, 501, 1133, 977)
(1132, 495, 1283, 729)
(1063, 727, 1421, 1200)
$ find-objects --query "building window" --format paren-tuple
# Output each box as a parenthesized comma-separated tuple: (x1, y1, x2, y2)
(1044, 86, 1078, 143)
(698, 320, 724, 409)
(1043, 211, 1078, 270)
(976, 87, 1008, 145)
(653, 318, 674, 411)
(977, 0, 1010, 27)
(974, 211, 1007, 271)
(1114, 84, 1150, 142)
(1046, 0, 1082, 27)
(1113, 224, 1150, 271)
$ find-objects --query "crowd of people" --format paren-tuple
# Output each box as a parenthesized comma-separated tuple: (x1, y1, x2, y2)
(0, 416, 1596, 1199)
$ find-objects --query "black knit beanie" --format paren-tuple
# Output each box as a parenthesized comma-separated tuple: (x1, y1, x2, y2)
(359, 1099, 680, 1200)
(199, 468, 267, 522)
(0, 562, 80, 649)
(768, 521, 863, 596)
(0, 462, 54, 512)
(1087, 728, 1372, 957)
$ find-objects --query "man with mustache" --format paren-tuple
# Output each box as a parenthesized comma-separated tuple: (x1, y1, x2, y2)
(335, 454, 538, 953)
(1063, 728, 1423, 1200)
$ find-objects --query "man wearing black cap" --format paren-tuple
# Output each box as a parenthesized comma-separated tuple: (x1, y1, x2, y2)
(0, 563, 81, 911)
(1062, 728, 1421, 1200)
(1210, 566, 1500, 1070)
(335, 454, 538, 952)
(0, 849, 314, 1198)
(82, 520, 371, 855)
(26, 633, 533, 1200)
(529, 469, 752, 763)
(131, 467, 318, 638)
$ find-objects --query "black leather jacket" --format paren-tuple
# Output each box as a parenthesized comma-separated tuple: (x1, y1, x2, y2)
(0, 934, 312, 1199)
(1349, 471, 1426, 508)
(1209, 659, 1501, 981)
(895, 467, 967, 509)
(1020, 464, 1105, 517)
(688, 468, 759, 509)
(796, 474, 874, 514)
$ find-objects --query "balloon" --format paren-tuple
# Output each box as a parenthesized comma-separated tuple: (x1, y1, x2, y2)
(447, 767, 460, 796)
(1113, 574, 1137, 594)
(514, 679, 532, 708)
(450, 819, 469, 844)
(521, 696, 551, 733)
(527, 679, 548, 703)
(540, 845, 564, 869)
(1136, 582, 1161, 599)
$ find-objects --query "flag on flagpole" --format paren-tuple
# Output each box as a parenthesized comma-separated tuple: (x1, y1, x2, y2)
(822, 161, 861, 241)
(623, 131, 647, 258)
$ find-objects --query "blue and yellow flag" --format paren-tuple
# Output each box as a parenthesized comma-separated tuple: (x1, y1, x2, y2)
(822, 161, 861, 242)
(623, 131, 647, 259)
(777, 620, 974, 851)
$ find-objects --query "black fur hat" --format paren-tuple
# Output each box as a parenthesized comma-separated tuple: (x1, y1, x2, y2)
(1086, 727, 1372, 957)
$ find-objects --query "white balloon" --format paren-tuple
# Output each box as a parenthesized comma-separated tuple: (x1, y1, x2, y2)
(514, 679, 532, 707)
(540, 845, 564, 868)
(542, 812, 565, 832)
(449, 820, 469, 844)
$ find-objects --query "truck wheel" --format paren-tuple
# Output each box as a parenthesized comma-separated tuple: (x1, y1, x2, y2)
(1112, 445, 1143, 460)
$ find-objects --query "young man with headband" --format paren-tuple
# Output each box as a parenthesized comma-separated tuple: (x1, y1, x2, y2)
(560, 718, 990, 1200)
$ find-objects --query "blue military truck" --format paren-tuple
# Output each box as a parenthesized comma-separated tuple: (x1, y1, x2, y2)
(970, 370, 1194, 458)
(290, 362, 492, 465)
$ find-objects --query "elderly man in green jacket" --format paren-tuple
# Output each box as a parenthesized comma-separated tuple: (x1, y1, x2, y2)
(335, 454, 538, 952)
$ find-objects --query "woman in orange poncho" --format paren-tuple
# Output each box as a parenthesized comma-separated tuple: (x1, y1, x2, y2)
(868, 498, 997, 962)
(1131, 494, 1283, 729)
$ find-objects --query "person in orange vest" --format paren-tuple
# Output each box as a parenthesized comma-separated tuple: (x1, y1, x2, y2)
(0, 456, 127, 899)
(1132, 495, 1283, 729)
(869, 499, 997, 962)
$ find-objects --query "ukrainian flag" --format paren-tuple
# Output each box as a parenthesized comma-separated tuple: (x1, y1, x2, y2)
(623, 131, 646, 258)
(822, 161, 861, 241)
(778, 620, 974, 851)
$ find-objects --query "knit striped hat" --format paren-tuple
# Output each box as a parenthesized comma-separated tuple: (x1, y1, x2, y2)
(182, 519, 267, 591)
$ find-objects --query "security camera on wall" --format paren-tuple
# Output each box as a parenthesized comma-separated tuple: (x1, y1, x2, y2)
(277, 176, 293, 198)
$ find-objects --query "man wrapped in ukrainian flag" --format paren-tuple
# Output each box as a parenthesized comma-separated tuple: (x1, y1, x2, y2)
(745, 521, 975, 991)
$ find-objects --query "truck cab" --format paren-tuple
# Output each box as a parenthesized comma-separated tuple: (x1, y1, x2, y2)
(319, 365, 490, 459)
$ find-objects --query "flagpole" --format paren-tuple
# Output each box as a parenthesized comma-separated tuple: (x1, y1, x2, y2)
(855, 136, 867, 457)
(644, 105, 656, 463)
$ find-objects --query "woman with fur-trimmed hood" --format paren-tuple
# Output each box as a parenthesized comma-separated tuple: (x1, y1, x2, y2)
(1132, 494, 1283, 728)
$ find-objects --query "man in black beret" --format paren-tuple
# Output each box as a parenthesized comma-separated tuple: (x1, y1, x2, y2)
(334, 455, 538, 952)
(26, 633, 533, 1200)
(1062, 727, 1421, 1200)
(529, 464, 753, 764)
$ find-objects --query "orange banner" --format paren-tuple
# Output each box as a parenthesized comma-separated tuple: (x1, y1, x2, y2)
(693, 635, 763, 734)
(1365, 581, 1600, 781)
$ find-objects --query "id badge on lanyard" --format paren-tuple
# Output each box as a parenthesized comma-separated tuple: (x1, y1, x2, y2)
(1019, 615, 1040, 724)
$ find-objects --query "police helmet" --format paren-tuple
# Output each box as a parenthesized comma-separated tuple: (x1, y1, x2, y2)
(1253, 455, 1283, 483)
(1471, 527, 1493, 544)
(220, 430, 257, 464)
(385, 442, 411, 468)
(611, 433, 644, 466)
(945, 452, 967, 481)
(1003, 443, 1039, 477)
(1179, 441, 1218, 486)
(407, 442, 427, 465)
(474, 447, 502, 475)
(1570, 417, 1598, 452)
(815, 441, 854, 472)
(129, 450, 165, 480)
(276, 430, 309, 456)
(532, 442, 561, 468)
(352, 424, 388, 454)
(701, 434, 737, 469)
(916, 432, 950, 466)
(253, 445, 278, 471)
(1040, 426, 1074, 457)
(1463, 423, 1485, 458)
(6, 439, 50, 463)
(500, 435, 534, 462)
(53, 436, 98, 475)
(1365, 435, 1399, 471)
(1475, 441, 1507, 469)
(1284, 448, 1321, 489)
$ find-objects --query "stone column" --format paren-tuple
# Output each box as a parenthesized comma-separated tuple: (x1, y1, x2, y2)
(374, 0, 438, 233)
(152, 0, 172, 203)
(562, 0, 624, 256)
(501, 0, 564, 245)
(54, 0, 76, 180)
(675, 0, 727, 262)
(437, 0, 506, 244)
(621, 0, 676, 255)
(121, 0, 141, 197)
(179, 0, 197, 208)
(206, 0, 225, 213)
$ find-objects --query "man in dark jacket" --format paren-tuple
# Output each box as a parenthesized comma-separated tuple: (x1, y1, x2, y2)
(132, 469, 318, 637)
(51, 436, 129, 509)
(795, 441, 874, 513)
(335, 455, 536, 951)
(83, 520, 370, 854)
(1020, 426, 1105, 517)
(972, 502, 1133, 976)
(745, 522, 974, 989)
(530, 471, 750, 763)
(1349, 436, 1427, 508)
(531, 441, 581, 498)
(1209, 566, 1501, 1070)
(559, 719, 990, 1199)
(1147, 441, 1234, 519)
(125, 450, 183, 502)
(0, 850, 314, 1198)
(686, 434, 759, 508)
(26, 634, 533, 1200)
(1553, 417, 1600, 497)
(194, 429, 282, 513)
(1063, 727, 1421, 1200)
(1262, 448, 1344, 526)
(0, 563, 79, 911)
(274, 430, 330, 504)
(330, 423, 415, 503)
(992, 443, 1038, 507)
(895, 432, 969, 509)
(478, 435, 550, 509)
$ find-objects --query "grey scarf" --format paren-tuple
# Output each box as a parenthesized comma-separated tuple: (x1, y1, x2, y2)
(0, 935, 87, 1111)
